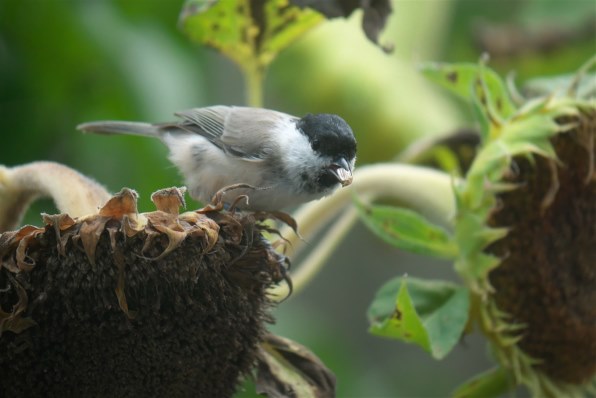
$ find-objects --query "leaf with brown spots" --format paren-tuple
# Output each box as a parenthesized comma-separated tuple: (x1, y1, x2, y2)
(180, 0, 322, 72)
(420, 63, 517, 138)
(368, 276, 469, 360)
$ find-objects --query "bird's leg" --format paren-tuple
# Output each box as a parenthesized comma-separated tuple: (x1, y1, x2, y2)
(198, 183, 257, 213)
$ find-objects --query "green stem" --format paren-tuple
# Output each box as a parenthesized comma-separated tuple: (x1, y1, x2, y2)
(269, 163, 459, 300)
(243, 62, 265, 107)
(269, 207, 360, 300)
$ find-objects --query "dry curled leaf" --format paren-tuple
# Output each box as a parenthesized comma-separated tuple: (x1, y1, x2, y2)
(42, 213, 77, 255)
(292, 0, 394, 52)
(0, 274, 37, 335)
(256, 333, 336, 398)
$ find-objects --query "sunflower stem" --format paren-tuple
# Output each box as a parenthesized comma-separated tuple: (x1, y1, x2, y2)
(243, 62, 265, 108)
(270, 164, 458, 300)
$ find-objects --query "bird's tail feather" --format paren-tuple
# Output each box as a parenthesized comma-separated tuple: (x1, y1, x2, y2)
(77, 121, 161, 137)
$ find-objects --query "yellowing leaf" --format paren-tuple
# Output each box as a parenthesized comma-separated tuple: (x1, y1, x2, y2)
(179, 0, 322, 70)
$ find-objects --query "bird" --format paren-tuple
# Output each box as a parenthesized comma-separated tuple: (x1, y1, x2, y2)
(77, 106, 357, 211)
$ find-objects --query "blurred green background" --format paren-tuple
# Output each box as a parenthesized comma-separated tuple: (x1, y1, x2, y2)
(1, 0, 594, 396)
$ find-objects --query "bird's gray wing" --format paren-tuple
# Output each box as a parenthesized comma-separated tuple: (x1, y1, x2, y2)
(173, 106, 295, 161)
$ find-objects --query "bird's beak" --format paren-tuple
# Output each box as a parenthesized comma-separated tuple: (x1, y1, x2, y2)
(329, 157, 353, 187)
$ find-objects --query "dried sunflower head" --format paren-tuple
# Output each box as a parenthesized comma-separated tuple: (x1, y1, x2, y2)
(0, 187, 289, 397)
(361, 60, 595, 398)
(487, 107, 595, 387)
(434, 62, 595, 397)
(440, 64, 596, 396)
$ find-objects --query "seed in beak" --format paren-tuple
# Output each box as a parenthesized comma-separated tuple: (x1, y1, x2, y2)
(329, 158, 353, 187)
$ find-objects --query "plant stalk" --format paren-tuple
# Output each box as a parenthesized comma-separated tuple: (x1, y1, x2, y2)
(243, 62, 265, 108)
(270, 164, 458, 300)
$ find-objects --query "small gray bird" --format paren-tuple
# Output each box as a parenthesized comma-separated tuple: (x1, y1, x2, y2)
(78, 106, 357, 210)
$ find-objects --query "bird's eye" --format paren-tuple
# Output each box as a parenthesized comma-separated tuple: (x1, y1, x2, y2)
(311, 140, 320, 151)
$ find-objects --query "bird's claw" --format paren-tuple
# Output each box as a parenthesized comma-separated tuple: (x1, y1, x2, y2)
(198, 183, 258, 213)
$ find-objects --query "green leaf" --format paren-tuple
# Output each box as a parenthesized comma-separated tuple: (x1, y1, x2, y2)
(523, 72, 596, 100)
(501, 114, 560, 142)
(368, 276, 470, 360)
(452, 367, 512, 398)
(369, 277, 431, 353)
(420, 63, 517, 128)
(454, 212, 492, 258)
(179, 0, 322, 69)
(355, 200, 458, 259)
(454, 254, 501, 289)
(429, 146, 464, 175)
(464, 113, 560, 198)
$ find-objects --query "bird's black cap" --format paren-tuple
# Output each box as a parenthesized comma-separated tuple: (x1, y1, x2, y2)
(296, 113, 357, 160)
